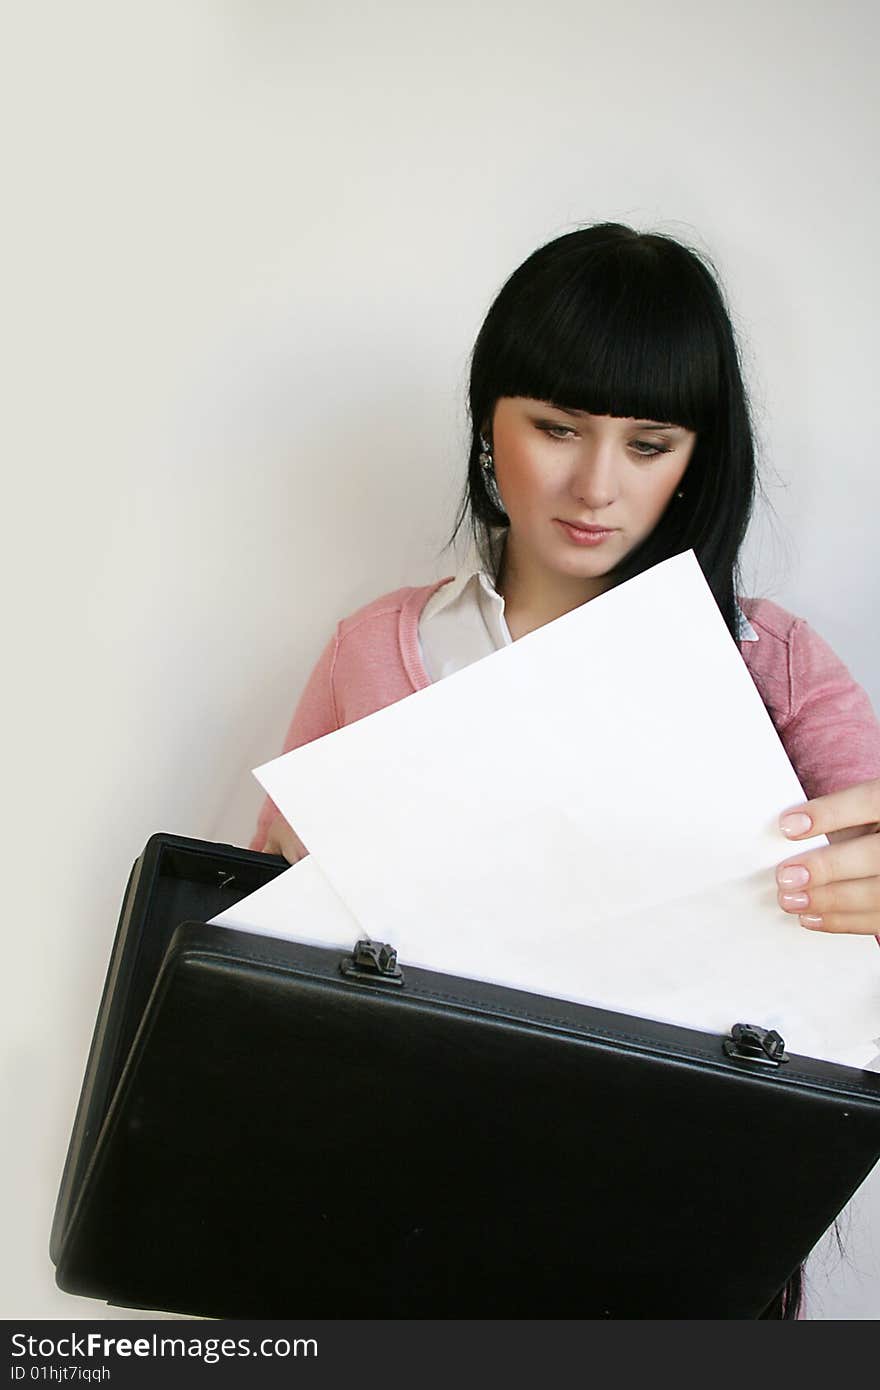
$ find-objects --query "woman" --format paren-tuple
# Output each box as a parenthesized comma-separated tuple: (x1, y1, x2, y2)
(250, 223, 880, 1315)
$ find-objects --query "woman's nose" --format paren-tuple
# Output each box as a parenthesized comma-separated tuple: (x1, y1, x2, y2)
(571, 446, 619, 509)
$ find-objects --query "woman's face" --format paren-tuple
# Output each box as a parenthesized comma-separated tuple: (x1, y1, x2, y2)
(489, 397, 697, 600)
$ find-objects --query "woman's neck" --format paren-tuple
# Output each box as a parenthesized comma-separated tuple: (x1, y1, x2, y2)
(495, 535, 610, 640)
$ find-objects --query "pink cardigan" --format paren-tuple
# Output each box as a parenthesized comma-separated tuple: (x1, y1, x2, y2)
(251, 578, 880, 853)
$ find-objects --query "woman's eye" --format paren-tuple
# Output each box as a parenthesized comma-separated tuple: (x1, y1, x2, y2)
(538, 424, 577, 439)
(631, 440, 670, 457)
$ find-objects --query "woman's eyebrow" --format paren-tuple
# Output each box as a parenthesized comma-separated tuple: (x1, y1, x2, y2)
(545, 405, 680, 430)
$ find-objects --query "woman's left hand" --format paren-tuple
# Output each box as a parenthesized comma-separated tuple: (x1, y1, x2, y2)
(777, 777, 880, 934)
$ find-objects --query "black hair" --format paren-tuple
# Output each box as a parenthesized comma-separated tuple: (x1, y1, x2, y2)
(447, 222, 758, 640)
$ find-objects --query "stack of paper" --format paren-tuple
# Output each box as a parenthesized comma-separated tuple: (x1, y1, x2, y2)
(211, 552, 880, 1067)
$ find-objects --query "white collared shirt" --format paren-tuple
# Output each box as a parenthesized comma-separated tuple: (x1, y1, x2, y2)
(418, 569, 758, 683)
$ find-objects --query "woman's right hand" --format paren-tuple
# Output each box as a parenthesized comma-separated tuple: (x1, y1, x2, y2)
(261, 814, 310, 864)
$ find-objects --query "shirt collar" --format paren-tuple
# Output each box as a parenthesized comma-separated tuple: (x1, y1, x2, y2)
(433, 568, 759, 642)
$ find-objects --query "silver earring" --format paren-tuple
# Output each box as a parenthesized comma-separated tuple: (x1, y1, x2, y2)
(675, 489, 685, 499)
(479, 433, 507, 515)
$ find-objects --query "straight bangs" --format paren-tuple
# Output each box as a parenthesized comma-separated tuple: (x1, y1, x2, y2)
(475, 248, 723, 434)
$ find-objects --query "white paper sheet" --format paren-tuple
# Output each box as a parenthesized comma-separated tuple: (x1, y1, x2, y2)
(210, 853, 361, 947)
(232, 551, 878, 1067)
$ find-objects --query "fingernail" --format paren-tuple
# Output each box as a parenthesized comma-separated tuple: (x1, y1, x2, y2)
(780, 892, 810, 909)
(800, 915, 824, 929)
(777, 865, 809, 887)
(780, 812, 813, 837)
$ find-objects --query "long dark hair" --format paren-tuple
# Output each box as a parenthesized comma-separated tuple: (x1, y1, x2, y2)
(447, 222, 758, 640)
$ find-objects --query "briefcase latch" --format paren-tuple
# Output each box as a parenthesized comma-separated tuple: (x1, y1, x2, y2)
(339, 938, 404, 986)
(723, 1022, 789, 1067)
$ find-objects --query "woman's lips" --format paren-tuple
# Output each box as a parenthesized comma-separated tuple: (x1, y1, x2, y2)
(555, 519, 619, 546)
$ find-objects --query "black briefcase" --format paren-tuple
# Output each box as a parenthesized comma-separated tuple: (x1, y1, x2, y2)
(51, 833, 880, 1319)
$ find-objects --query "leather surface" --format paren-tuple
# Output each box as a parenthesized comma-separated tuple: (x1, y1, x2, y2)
(52, 835, 880, 1318)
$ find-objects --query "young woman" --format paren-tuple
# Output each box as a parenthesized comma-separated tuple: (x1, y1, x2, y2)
(250, 223, 880, 1316)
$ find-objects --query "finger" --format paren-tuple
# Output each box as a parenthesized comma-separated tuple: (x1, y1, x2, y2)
(780, 778, 880, 839)
(777, 831, 880, 889)
(777, 874, 880, 916)
(278, 833, 308, 864)
(264, 839, 290, 859)
(796, 909, 880, 936)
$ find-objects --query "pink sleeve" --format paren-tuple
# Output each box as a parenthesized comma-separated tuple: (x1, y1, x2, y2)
(778, 621, 880, 953)
(779, 620, 880, 801)
(249, 631, 341, 852)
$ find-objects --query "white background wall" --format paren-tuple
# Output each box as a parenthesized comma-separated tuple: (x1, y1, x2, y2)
(3, 0, 878, 1319)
